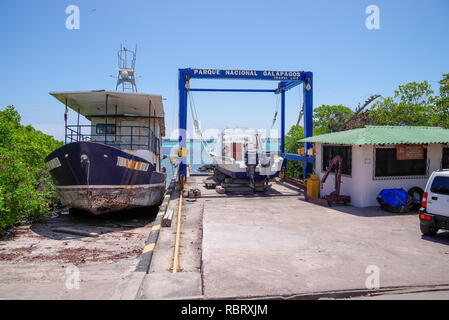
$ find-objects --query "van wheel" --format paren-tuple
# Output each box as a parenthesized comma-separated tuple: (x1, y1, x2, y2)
(408, 187, 424, 211)
(420, 224, 438, 236)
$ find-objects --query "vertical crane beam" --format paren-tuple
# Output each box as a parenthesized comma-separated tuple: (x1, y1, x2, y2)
(178, 71, 188, 180)
(303, 72, 313, 179)
(280, 88, 286, 167)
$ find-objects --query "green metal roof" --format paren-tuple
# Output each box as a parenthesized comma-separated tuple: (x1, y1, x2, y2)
(299, 126, 449, 145)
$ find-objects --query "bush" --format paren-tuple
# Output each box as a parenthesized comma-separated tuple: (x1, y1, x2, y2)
(284, 125, 304, 179)
(0, 106, 63, 233)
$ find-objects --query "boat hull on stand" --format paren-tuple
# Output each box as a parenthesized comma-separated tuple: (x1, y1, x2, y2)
(45, 142, 166, 214)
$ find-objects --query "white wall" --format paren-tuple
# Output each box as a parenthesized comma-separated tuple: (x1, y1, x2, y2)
(315, 143, 444, 207)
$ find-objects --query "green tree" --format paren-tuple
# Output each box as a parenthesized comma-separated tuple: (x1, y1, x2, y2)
(370, 81, 435, 126)
(0, 106, 62, 233)
(284, 125, 304, 178)
(284, 125, 304, 154)
(431, 73, 449, 128)
(313, 105, 354, 135)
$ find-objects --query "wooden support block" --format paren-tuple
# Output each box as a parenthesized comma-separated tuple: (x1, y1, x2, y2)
(162, 206, 174, 228)
(52, 227, 99, 237)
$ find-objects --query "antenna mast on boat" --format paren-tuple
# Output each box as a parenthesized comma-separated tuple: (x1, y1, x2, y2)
(114, 42, 138, 92)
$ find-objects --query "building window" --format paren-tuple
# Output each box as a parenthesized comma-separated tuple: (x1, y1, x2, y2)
(322, 145, 352, 176)
(375, 147, 427, 177)
(96, 124, 116, 135)
(443, 148, 449, 169)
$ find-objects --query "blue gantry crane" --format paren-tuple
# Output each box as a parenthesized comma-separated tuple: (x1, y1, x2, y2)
(177, 68, 315, 182)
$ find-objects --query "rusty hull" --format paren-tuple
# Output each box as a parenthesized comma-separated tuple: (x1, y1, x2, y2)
(56, 185, 165, 215)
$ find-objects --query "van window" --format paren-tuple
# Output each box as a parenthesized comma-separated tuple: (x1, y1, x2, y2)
(431, 176, 449, 196)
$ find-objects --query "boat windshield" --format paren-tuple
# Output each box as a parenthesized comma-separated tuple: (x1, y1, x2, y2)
(65, 122, 160, 155)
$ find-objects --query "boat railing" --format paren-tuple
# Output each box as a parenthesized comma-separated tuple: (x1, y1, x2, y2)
(65, 124, 160, 155)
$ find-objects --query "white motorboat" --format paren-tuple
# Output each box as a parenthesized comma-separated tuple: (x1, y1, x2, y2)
(211, 128, 283, 189)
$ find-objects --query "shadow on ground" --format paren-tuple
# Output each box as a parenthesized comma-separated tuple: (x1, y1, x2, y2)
(199, 179, 304, 199)
(300, 198, 421, 218)
(29, 205, 159, 241)
(421, 231, 449, 245)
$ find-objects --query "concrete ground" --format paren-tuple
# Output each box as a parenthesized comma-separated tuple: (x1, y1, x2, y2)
(2, 176, 449, 300)
(185, 176, 449, 299)
(0, 207, 158, 299)
(344, 285, 449, 300)
(137, 189, 204, 300)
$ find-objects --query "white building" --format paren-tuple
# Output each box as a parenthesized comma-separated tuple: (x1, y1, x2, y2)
(300, 126, 449, 207)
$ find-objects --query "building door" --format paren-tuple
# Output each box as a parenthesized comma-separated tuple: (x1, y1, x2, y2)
(443, 148, 449, 169)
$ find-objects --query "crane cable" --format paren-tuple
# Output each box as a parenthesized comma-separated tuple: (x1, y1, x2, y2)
(186, 83, 214, 156)
(286, 85, 305, 153)
(270, 94, 281, 130)
(269, 85, 304, 154)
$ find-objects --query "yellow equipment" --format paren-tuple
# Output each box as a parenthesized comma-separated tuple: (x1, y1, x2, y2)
(279, 167, 286, 179)
(173, 148, 189, 157)
(306, 174, 320, 198)
(298, 147, 316, 156)
(308, 147, 316, 156)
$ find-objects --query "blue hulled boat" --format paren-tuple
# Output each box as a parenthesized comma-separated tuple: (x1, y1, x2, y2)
(45, 90, 166, 214)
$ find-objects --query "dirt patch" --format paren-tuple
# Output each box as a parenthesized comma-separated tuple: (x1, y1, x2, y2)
(0, 245, 36, 260)
(27, 247, 141, 265)
(0, 212, 154, 266)
(1, 242, 142, 265)
(0, 206, 161, 299)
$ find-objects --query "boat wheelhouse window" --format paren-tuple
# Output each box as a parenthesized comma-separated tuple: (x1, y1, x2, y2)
(96, 124, 116, 135)
(374, 147, 427, 177)
(443, 147, 449, 169)
(322, 145, 352, 176)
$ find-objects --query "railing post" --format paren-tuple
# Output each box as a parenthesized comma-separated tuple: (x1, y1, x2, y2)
(148, 100, 151, 150)
(64, 98, 68, 145)
(77, 108, 80, 142)
(130, 126, 133, 149)
(105, 94, 109, 144)
(115, 105, 117, 143)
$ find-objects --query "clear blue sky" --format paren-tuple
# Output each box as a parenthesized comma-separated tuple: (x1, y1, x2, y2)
(1, 0, 448, 141)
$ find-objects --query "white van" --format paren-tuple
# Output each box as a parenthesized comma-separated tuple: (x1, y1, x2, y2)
(419, 170, 449, 236)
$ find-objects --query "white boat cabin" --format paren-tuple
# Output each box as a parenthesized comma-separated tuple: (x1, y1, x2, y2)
(50, 90, 165, 169)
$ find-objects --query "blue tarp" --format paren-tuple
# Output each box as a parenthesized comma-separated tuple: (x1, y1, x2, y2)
(377, 189, 408, 207)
